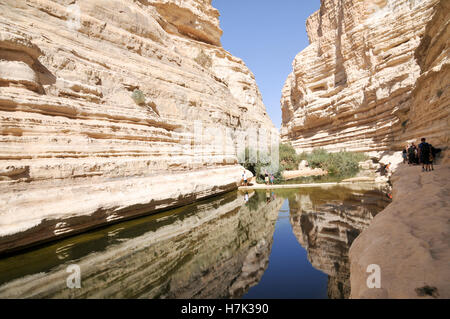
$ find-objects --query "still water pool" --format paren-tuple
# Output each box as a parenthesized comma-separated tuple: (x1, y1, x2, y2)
(0, 184, 390, 299)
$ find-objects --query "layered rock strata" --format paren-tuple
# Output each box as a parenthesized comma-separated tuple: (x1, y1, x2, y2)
(0, 0, 276, 254)
(349, 164, 450, 298)
(0, 192, 282, 298)
(281, 0, 449, 154)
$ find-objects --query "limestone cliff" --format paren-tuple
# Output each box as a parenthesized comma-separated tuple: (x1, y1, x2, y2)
(281, 0, 449, 154)
(0, 0, 275, 254)
(402, 0, 449, 162)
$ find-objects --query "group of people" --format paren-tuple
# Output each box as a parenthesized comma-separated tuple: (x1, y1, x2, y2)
(402, 138, 439, 172)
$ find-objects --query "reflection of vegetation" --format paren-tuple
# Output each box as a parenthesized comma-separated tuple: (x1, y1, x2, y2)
(298, 149, 367, 178)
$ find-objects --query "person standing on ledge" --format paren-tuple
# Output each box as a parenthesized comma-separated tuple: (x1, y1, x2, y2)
(418, 138, 432, 172)
(402, 146, 408, 164)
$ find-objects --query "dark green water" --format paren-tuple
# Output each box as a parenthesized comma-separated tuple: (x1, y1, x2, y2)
(0, 185, 390, 299)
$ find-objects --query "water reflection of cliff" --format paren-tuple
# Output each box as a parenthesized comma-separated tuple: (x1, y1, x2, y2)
(0, 192, 283, 298)
(288, 185, 390, 299)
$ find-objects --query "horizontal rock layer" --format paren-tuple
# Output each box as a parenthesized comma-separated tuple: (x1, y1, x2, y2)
(0, 0, 275, 254)
(281, 0, 449, 155)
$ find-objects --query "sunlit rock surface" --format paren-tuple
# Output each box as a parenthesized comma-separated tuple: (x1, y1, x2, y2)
(288, 185, 390, 299)
(349, 165, 450, 299)
(0, 192, 282, 298)
(281, 0, 449, 154)
(0, 0, 275, 254)
(401, 0, 450, 162)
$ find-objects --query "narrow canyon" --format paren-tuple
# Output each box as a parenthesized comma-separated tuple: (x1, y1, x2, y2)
(281, 0, 449, 155)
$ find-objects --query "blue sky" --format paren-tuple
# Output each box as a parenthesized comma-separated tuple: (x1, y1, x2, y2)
(212, 0, 321, 129)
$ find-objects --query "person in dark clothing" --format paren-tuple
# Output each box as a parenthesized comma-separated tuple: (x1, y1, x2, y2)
(429, 145, 441, 171)
(418, 138, 432, 172)
(402, 147, 408, 164)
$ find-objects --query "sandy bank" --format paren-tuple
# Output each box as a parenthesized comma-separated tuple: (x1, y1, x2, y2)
(349, 164, 450, 298)
(282, 168, 327, 180)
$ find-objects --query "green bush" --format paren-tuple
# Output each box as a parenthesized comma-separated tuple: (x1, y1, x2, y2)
(131, 89, 146, 105)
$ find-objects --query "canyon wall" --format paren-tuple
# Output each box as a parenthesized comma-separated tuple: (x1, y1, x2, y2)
(0, 0, 276, 254)
(281, 0, 449, 155)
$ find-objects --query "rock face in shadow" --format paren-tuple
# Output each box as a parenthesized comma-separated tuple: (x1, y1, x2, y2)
(288, 185, 390, 299)
(281, 0, 449, 154)
(0, 0, 275, 254)
(0, 192, 283, 298)
(349, 165, 450, 299)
